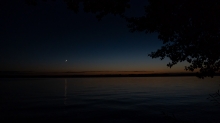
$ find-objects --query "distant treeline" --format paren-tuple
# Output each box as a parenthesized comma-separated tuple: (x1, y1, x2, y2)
(1, 73, 220, 78)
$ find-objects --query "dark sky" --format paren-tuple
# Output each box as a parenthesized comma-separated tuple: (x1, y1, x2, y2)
(0, 0, 187, 73)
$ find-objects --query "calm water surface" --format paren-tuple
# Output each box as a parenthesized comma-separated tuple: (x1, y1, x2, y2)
(1, 77, 220, 122)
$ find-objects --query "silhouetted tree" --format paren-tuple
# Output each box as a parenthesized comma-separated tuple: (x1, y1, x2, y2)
(127, 0, 220, 78)
(25, 0, 130, 20)
(26, 0, 220, 78)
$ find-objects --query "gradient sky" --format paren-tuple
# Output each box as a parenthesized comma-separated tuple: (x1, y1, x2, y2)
(0, 0, 189, 73)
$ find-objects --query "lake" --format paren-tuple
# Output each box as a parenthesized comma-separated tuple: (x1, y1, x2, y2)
(1, 77, 220, 122)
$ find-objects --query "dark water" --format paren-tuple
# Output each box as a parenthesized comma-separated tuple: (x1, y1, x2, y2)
(1, 77, 220, 122)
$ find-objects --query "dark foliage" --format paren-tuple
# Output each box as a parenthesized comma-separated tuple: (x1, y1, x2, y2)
(127, 0, 220, 78)
(25, 0, 130, 20)
(25, 0, 220, 78)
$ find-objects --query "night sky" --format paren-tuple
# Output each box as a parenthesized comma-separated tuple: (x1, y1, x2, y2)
(0, 0, 188, 73)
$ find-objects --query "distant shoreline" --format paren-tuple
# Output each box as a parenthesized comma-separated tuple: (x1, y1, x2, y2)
(1, 73, 220, 78)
